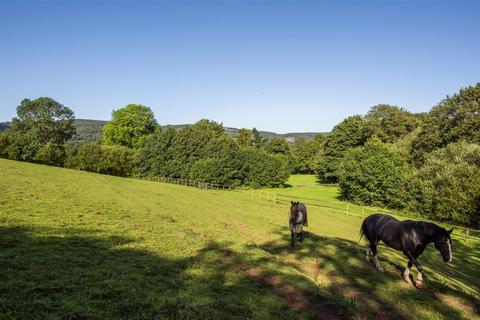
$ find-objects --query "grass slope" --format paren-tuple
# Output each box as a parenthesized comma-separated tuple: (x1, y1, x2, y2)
(0, 159, 478, 320)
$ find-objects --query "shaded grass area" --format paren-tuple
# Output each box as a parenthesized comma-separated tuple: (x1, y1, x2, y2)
(0, 159, 479, 319)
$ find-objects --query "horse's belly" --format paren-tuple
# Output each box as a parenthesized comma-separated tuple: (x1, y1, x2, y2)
(382, 239, 402, 251)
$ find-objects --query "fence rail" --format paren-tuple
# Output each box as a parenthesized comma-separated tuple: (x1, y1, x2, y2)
(148, 176, 235, 190)
(144, 178, 479, 242)
(247, 189, 480, 242)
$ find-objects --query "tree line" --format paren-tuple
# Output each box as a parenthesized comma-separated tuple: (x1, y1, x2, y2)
(0, 101, 291, 187)
(315, 83, 480, 228)
(0, 83, 478, 227)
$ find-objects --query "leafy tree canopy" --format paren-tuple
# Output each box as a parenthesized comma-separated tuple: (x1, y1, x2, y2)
(338, 137, 410, 208)
(316, 115, 370, 183)
(411, 83, 480, 164)
(103, 104, 157, 149)
(5, 97, 75, 163)
(365, 104, 420, 143)
(235, 128, 253, 146)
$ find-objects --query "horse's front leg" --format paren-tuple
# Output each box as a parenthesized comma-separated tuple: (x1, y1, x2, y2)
(291, 230, 295, 247)
(402, 261, 414, 285)
(298, 232, 303, 243)
(406, 251, 425, 287)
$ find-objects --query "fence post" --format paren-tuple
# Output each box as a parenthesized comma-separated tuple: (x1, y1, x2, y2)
(273, 193, 276, 204)
(266, 192, 270, 203)
(362, 207, 365, 219)
(465, 230, 469, 243)
(346, 204, 349, 216)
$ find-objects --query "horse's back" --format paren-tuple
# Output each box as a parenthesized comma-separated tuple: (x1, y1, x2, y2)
(362, 213, 400, 236)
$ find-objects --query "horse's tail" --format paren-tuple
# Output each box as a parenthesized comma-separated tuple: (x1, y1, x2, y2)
(359, 219, 367, 244)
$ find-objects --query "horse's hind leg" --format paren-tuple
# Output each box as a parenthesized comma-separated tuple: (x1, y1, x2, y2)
(290, 230, 295, 247)
(370, 243, 384, 272)
(402, 261, 414, 284)
(365, 247, 372, 262)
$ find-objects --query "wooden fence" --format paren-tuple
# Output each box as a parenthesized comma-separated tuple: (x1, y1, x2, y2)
(145, 178, 479, 242)
(148, 176, 235, 190)
(247, 190, 480, 243)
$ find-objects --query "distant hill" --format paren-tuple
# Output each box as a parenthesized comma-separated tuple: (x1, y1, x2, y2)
(0, 119, 327, 143)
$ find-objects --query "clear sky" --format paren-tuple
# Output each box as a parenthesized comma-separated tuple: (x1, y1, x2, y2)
(0, 0, 479, 132)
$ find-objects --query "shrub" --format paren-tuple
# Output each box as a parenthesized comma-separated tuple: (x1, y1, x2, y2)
(338, 138, 410, 207)
(33, 143, 66, 167)
(408, 142, 480, 227)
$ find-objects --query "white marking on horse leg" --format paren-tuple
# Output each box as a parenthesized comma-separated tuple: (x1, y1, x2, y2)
(365, 248, 372, 262)
(373, 256, 384, 272)
(402, 267, 412, 284)
(416, 272, 423, 282)
(415, 271, 424, 287)
(447, 239, 452, 262)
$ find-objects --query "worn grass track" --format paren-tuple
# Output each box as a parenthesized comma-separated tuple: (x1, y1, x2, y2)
(0, 159, 478, 319)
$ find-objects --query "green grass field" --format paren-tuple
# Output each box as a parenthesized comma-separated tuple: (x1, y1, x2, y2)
(1, 159, 478, 320)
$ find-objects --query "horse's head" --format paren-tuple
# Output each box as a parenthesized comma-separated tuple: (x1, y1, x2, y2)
(290, 201, 300, 223)
(434, 228, 453, 263)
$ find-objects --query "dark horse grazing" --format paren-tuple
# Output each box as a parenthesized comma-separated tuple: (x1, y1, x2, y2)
(360, 213, 452, 286)
(289, 201, 308, 247)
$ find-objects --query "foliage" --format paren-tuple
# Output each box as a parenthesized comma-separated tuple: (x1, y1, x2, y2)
(411, 83, 480, 165)
(264, 137, 290, 155)
(252, 127, 266, 147)
(241, 147, 290, 187)
(290, 136, 323, 174)
(65, 143, 134, 177)
(235, 128, 253, 146)
(338, 138, 410, 207)
(135, 127, 177, 177)
(316, 115, 370, 183)
(103, 104, 157, 149)
(365, 104, 420, 143)
(136, 120, 289, 187)
(407, 142, 480, 227)
(33, 143, 67, 167)
(2, 97, 75, 162)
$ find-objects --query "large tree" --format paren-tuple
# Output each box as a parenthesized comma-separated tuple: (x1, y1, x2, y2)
(365, 104, 420, 143)
(407, 142, 480, 227)
(338, 137, 410, 208)
(316, 115, 370, 183)
(103, 104, 157, 149)
(4, 97, 75, 163)
(411, 83, 480, 165)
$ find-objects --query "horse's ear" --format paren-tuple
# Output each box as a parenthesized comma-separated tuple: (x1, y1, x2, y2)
(296, 201, 300, 205)
(291, 201, 294, 205)
(448, 228, 453, 234)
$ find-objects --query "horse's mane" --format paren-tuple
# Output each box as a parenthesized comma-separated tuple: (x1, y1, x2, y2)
(420, 222, 445, 237)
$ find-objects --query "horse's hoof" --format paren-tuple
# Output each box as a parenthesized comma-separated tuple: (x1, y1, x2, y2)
(377, 267, 385, 272)
(415, 280, 423, 288)
(365, 256, 371, 262)
(402, 274, 413, 285)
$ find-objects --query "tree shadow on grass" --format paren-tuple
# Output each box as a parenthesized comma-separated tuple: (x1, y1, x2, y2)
(256, 228, 479, 320)
(0, 226, 346, 320)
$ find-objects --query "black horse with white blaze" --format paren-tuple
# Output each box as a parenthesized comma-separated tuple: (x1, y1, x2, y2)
(360, 213, 453, 286)
(289, 201, 308, 247)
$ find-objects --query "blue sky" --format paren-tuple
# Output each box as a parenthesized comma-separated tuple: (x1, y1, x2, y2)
(0, 0, 479, 132)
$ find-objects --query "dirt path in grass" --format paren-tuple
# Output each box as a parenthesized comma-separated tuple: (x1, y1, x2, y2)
(245, 267, 345, 320)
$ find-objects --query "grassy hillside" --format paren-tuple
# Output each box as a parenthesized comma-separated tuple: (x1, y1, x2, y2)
(0, 159, 478, 319)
